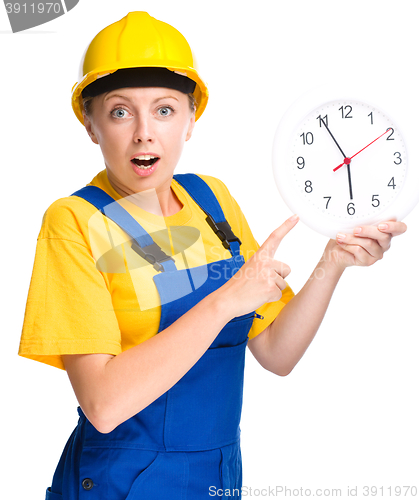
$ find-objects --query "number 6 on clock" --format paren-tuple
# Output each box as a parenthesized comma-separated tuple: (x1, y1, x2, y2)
(272, 85, 419, 238)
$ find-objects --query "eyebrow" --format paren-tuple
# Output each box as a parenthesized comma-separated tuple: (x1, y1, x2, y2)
(104, 93, 180, 103)
(104, 93, 132, 102)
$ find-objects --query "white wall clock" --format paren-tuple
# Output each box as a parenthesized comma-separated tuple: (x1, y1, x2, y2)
(272, 85, 419, 238)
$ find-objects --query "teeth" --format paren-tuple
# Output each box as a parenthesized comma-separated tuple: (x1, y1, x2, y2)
(134, 154, 157, 160)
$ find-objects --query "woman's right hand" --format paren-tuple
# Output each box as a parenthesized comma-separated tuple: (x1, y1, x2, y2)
(217, 215, 299, 319)
(63, 215, 299, 434)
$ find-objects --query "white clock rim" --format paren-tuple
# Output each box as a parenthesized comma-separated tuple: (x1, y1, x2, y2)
(272, 85, 418, 239)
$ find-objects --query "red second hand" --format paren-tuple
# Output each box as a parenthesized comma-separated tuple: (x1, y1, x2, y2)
(333, 128, 392, 172)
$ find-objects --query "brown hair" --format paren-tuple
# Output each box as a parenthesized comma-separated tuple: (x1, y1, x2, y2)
(82, 92, 196, 119)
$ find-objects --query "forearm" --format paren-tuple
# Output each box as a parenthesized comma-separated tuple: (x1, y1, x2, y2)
(68, 290, 233, 433)
(67, 216, 302, 433)
(263, 256, 345, 376)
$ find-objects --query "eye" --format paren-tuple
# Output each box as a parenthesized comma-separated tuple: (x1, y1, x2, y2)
(111, 107, 129, 119)
(157, 106, 174, 117)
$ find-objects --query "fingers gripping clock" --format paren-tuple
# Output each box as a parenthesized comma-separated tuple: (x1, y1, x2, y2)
(272, 87, 418, 238)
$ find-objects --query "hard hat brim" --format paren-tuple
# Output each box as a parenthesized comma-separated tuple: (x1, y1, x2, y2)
(72, 63, 208, 125)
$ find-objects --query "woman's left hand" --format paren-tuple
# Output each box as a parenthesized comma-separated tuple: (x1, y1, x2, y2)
(324, 220, 407, 270)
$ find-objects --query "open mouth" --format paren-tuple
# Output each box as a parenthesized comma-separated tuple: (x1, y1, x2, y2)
(131, 155, 160, 169)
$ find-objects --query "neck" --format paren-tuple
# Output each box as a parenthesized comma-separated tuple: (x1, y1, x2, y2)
(107, 173, 183, 217)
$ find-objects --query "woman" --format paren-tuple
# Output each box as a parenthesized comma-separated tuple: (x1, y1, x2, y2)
(18, 11, 406, 500)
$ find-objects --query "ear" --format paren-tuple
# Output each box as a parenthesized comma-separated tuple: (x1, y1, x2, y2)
(185, 111, 196, 142)
(83, 111, 99, 145)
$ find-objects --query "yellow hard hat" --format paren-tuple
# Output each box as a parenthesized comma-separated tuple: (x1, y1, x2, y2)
(71, 12, 209, 125)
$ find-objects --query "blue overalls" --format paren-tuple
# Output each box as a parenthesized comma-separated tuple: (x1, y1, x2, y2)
(46, 174, 260, 499)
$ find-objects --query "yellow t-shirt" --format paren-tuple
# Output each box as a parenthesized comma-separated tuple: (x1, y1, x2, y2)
(18, 170, 294, 370)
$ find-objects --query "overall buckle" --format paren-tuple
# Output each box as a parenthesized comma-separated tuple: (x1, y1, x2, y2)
(205, 216, 242, 250)
(131, 240, 175, 272)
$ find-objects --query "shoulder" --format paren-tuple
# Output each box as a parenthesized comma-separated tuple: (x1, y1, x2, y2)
(175, 173, 240, 218)
(39, 195, 98, 245)
(193, 174, 241, 216)
(190, 174, 251, 240)
(194, 174, 233, 200)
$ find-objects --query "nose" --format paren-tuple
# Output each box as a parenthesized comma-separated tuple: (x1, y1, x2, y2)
(133, 114, 155, 143)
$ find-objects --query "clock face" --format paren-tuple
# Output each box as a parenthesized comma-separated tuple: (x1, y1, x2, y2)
(291, 99, 406, 221)
(273, 94, 412, 237)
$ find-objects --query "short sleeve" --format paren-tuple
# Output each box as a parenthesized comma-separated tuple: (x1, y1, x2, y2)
(18, 199, 122, 370)
(247, 283, 294, 340)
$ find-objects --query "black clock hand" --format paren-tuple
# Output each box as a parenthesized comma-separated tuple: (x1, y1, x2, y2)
(346, 163, 353, 201)
(320, 117, 346, 157)
(320, 117, 353, 200)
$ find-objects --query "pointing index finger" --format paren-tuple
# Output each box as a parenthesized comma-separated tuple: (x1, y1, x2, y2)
(260, 214, 299, 259)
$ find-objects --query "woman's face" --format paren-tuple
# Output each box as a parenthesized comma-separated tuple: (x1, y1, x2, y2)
(83, 86, 195, 198)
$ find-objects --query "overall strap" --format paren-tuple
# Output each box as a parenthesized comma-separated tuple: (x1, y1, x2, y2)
(173, 174, 242, 257)
(71, 186, 177, 273)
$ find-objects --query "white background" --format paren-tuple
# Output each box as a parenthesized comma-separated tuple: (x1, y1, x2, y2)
(2, 0, 418, 498)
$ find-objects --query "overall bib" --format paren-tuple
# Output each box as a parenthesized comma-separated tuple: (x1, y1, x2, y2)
(46, 174, 260, 500)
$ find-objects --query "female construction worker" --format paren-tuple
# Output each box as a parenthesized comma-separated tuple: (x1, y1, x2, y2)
(19, 11, 406, 500)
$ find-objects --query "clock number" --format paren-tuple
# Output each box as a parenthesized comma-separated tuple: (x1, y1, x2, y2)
(300, 132, 314, 145)
(323, 196, 331, 209)
(388, 177, 396, 189)
(368, 111, 373, 125)
(317, 115, 328, 128)
(347, 202, 355, 215)
(296, 156, 305, 169)
(386, 128, 395, 140)
(304, 180, 313, 193)
(339, 105, 353, 119)
(372, 195, 380, 207)
(394, 152, 402, 165)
